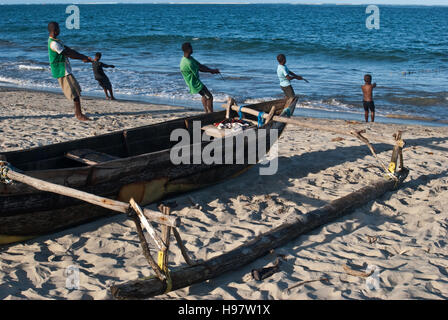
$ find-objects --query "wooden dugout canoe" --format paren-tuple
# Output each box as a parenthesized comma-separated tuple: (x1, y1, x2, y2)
(0, 97, 298, 244)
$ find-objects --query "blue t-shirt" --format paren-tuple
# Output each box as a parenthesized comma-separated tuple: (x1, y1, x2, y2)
(277, 64, 291, 87)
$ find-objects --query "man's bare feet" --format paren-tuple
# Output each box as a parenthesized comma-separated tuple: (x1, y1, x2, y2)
(76, 114, 90, 121)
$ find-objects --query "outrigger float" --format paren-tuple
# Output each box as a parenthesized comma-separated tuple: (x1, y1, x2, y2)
(0, 97, 408, 299)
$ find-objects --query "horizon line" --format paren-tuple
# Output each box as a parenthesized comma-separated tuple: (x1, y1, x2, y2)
(2, 2, 448, 5)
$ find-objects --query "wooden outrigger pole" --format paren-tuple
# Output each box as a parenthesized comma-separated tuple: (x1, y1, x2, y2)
(110, 168, 408, 299)
(0, 165, 179, 228)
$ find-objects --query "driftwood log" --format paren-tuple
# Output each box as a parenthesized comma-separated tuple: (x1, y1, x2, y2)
(1, 164, 179, 227)
(110, 168, 408, 299)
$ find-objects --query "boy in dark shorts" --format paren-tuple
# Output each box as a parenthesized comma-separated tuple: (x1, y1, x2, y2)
(92, 52, 116, 100)
(361, 74, 377, 122)
(276, 54, 305, 98)
(180, 42, 220, 113)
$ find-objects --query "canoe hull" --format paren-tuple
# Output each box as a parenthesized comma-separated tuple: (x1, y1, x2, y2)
(0, 98, 297, 244)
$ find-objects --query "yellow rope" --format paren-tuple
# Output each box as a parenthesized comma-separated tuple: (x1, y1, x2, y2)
(388, 162, 396, 174)
(158, 251, 172, 293)
(135, 253, 172, 294)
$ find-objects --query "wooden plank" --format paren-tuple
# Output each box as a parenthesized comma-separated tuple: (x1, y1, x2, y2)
(265, 106, 276, 124)
(130, 198, 166, 251)
(173, 227, 197, 266)
(130, 214, 166, 281)
(65, 149, 119, 165)
(201, 123, 258, 139)
(158, 204, 172, 273)
(201, 125, 228, 138)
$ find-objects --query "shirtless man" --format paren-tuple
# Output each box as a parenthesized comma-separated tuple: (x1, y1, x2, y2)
(361, 74, 377, 122)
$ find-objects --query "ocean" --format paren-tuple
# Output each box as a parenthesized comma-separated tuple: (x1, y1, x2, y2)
(0, 3, 447, 125)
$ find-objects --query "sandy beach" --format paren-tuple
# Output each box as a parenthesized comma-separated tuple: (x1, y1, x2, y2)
(0, 86, 447, 300)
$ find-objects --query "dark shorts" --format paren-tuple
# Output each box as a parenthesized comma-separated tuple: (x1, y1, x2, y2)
(96, 77, 112, 90)
(363, 101, 375, 112)
(281, 85, 295, 98)
(198, 86, 213, 100)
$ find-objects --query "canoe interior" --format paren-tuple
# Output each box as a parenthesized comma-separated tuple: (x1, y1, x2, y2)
(1, 98, 290, 172)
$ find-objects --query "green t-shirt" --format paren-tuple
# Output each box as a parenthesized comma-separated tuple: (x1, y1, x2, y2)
(180, 56, 204, 94)
(48, 37, 68, 79)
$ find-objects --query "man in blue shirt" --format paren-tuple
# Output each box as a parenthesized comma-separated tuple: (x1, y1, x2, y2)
(277, 54, 305, 98)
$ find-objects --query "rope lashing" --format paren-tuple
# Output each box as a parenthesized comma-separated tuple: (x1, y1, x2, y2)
(0, 162, 12, 185)
(158, 251, 173, 293)
(257, 112, 265, 127)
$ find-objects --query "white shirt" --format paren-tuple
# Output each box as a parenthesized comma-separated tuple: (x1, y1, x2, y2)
(277, 64, 291, 87)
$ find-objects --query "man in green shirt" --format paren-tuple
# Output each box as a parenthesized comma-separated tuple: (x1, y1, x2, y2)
(48, 21, 92, 121)
(180, 42, 220, 113)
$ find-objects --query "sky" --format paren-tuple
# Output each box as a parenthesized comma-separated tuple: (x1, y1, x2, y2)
(1, 0, 447, 5)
